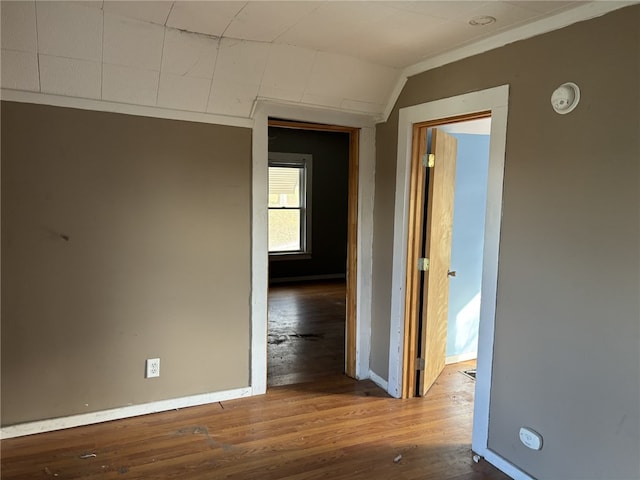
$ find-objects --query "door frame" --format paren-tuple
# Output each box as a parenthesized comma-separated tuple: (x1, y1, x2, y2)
(403, 117, 489, 399)
(387, 85, 510, 464)
(267, 118, 360, 377)
(251, 100, 377, 394)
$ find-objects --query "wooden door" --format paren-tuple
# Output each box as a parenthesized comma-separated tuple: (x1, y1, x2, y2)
(418, 128, 457, 396)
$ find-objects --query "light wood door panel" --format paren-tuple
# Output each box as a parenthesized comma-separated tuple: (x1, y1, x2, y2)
(419, 128, 457, 396)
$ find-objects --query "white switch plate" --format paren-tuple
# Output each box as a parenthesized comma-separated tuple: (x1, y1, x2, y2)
(146, 358, 160, 378)
(519, 427, 543, 450)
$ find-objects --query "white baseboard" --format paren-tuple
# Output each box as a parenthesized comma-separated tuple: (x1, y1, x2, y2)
(268, 274, 346, 284)
(481, 449, 535, 480)
(446, 351, 477, 365)
(0, 386, 252, 439)
(368, 370, 388, 391)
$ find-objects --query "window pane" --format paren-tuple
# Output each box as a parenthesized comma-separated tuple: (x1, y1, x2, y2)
(268, 209, 301, 252)
(268, 167, 301, 208)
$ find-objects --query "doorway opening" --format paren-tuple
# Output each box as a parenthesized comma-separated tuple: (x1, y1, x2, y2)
(440, 118, 492, 381)
(266, 119, 359, 387)
(402, 112, 492, 398)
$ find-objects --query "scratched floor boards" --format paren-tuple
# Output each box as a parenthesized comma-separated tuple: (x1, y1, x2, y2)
(1, 281, 510, 480)
(267, 280, 347, 387)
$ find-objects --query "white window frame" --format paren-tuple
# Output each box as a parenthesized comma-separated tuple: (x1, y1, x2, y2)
(268, 152, 312, 260)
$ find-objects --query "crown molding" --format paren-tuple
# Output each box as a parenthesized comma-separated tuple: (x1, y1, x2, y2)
(1, 89, 254, 129)
(252, 96, 379, 128)
(252, 96, 380, 127)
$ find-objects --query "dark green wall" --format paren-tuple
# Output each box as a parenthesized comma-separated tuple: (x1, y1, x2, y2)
(268, 127, 349, 281)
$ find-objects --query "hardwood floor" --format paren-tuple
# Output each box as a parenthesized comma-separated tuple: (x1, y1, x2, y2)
(1, 282, 510, 479)
(0, 362, 510, 479)
(268, 280, 346, 387)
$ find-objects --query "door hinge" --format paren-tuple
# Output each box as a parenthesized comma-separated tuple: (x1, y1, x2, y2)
(417, 257, 430, 271)
(417, 358, 425, 370)
(422, 153, 435, 168)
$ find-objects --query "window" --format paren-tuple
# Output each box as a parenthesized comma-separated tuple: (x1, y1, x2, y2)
(268, 153, 312, 256)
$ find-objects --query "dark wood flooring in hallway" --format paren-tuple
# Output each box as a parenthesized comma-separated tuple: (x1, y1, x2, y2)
(268, 280, 346, 387)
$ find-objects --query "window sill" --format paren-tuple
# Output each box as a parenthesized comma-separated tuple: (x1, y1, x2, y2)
(269, 253, 312, 262)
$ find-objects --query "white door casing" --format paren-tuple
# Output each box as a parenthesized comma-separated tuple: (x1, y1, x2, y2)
(388, 86, 532, 480)
(251, 100, 377, 393)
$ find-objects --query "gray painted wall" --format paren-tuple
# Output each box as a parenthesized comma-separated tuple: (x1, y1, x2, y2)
(373, 6, 639, 478)
(1, 102, 252, 425)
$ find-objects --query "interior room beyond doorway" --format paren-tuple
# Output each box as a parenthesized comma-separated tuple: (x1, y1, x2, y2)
(266, 124, 351, 387)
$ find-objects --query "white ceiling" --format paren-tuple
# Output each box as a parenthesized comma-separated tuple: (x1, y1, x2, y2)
(88, 1, 588, 68)
(0, 1, 629, 120)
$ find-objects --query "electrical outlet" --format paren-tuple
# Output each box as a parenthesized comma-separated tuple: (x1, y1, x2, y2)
(519, 427, 543, 450)
(146, 358, 160, 378)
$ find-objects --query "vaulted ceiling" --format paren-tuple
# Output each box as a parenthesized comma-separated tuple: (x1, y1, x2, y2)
(0, 1, 628, 121)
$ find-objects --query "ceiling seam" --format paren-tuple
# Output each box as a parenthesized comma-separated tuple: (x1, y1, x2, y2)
(271, 2, 325, 44)
(257, 39, 277, 102)
(33, 0, 41, 93)
(220, 2, 249, 39)
(204, 37, 223, 114)
(299, 49, 318, 105)
(254, 41, 273, 108)
(100, 6, 104, 101)
(155, 26, 167, 107)
(163, 2, 175, 26)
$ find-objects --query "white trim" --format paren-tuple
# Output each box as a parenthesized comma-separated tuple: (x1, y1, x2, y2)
(382, 76, 408, 122)
(0, 89, 254, 129)
(252, 96, 383, 123)
(368, 370, 388, 392)
(482, 449, 535, 480)
(445, 351, 477, 365)
(255, 99, 377, 129)
(388, 86, 509, 464)
(251, 101, 376, 390)
(251, 105, 270, 396)
(472, 97, 508, 458)
(355, 124, 375, 380)
(268, 274, 346, 284)
(0, 387, 251, 440)
(382, 1, 635, 122)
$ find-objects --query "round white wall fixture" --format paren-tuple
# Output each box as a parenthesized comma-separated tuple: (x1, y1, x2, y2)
(551, 82, 580, 114)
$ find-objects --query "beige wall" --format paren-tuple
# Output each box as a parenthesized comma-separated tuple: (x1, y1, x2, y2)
(374, 6, 639, 478)
(1, 102, 252, 425)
